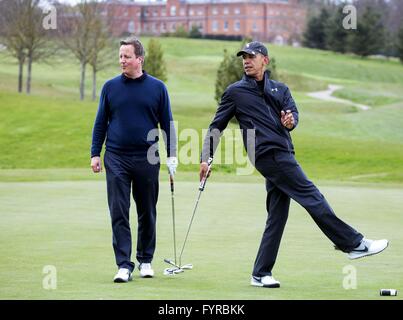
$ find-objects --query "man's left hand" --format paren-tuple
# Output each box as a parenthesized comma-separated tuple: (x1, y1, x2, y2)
(167, 157, 178, 176)
(281, 110, 295, 129)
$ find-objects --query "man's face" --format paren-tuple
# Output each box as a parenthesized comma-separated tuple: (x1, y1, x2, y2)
(242, 53, 269, 78)
(119, 45, 143, 77)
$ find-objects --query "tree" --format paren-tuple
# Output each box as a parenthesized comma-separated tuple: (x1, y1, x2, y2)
(189, 24, 202, 39)
(173, 25, 188, 38)
(397, 27, 403, 63)
(59, 0, 105, 100)
(326, 5, 349, 53)
(144, 38, 167, 82)
(0, 0, 28, 93)
(22, 0, 53, 94)
(348, 5, 385, 57)
(303, 8, 331, 50)
(87, 6, 114, 101)
(0, 0, 54, 94)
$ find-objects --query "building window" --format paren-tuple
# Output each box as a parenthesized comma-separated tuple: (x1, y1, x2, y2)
(253, 22, 258, 31)
(171, 23, 176, 32)
(189, 9, 194, 16)
(180, 8, 185, 16)
(224, 21, 228, 32)
(161, 9, 166, 16)
(212, 7, 218, 15)
(198, 9, 203, 16)
(161, 23, 166, 32)
(234, 7, 240, 15)
(170, 6, 176, 16)
(223, 7, 229, 15)
(153, 10, 158, 17)
(212, 21, 218, 32)
(128, 21, 135, 33)
(234, 20, 240, 31)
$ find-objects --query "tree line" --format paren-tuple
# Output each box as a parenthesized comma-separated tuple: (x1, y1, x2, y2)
(302, 0, 403, 61)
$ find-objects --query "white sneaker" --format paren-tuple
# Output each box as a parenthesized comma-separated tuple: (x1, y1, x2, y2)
(139, 263, 154, 278)
(113, 268, 132, 283)
(251, 275, 280, 288)
(348, 238, 389, 260)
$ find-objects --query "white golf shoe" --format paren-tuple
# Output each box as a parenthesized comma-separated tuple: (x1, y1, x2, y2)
(348, 238, 389, 260)
(251, 275, 280, 288)
(139, 263, 154, 278)
(113, 268, 132, 283)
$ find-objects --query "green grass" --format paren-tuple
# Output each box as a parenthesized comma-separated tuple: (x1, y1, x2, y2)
(0, 179, 402, 300)
(1, 38, 403, 182)
(1, 38, 403, 299)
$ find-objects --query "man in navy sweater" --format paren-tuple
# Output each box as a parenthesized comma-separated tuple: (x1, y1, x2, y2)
(200, 41, 388, 288)
(91, 37, 177, 283)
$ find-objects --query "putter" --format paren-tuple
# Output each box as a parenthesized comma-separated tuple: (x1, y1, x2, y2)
(163, 157, 213, 276)
(164, 157, 213, 275)
(163, 175, 183, 276)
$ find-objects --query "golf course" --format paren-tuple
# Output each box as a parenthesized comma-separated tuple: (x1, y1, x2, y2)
(0, 37, 402, 300)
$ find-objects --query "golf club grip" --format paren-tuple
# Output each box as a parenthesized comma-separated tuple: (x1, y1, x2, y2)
(199, 157, 213, 191)
(169, 175, 174, 192)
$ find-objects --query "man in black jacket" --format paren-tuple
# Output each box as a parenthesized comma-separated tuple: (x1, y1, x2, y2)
(200, 41, 388, 288)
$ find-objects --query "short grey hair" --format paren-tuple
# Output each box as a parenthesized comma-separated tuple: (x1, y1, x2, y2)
(120, 36, 145, 59)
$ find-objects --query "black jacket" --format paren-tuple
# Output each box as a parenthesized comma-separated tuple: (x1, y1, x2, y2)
(201, 71, 299, 163)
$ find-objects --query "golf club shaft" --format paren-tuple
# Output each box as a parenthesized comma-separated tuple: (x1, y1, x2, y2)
(178, 157, 213, 266)
(169, 175, 177, 265)
(178, 190, 202, 267)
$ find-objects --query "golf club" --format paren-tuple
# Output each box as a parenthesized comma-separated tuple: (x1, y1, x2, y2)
(163, 157, 213, 275)
(169, 174, 177, 265)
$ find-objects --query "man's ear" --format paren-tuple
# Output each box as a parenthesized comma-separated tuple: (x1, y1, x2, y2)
(265, 56, 270, 65)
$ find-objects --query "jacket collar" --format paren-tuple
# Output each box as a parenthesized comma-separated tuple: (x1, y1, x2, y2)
(242, 70, 271, 86)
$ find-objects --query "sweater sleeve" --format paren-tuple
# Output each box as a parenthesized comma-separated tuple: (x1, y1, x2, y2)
(91, 84, 109, 157)
(158, 83, 177, 158)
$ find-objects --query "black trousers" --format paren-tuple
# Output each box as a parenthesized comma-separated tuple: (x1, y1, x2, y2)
(104, 150, 160, 272)
(253, 149, 363, 277)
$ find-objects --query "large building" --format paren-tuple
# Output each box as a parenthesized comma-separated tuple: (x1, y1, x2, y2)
(105, 0, 307, 45)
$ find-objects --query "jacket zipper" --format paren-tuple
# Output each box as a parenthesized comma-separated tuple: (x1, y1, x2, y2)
(262, 94, 291, 151)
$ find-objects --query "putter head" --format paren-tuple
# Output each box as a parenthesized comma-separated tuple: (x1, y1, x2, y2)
(180, 263, 193, 270)
(163, 267, 184, 276)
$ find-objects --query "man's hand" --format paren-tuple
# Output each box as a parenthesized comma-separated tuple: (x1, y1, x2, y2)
(167, 156, 178, 176)
(91, 156, 102, 173)
(281, 110, 295, 130)
(199, 162, 211, 182)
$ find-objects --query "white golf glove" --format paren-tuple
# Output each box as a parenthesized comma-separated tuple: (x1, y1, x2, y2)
(167, 156, 178, 176)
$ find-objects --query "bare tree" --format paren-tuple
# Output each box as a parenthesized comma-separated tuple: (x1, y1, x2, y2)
(0, 0, 28, 93)
(0, 0, 54, 93)
(87, 5, 115, 101)
(59, 0, 111, 101)
(22, 0, 54, 94)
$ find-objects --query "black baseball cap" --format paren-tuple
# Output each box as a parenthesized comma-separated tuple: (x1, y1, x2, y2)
(236, 41, 268, 57)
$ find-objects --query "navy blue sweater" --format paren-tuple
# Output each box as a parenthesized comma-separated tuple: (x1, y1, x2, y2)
(91, 72, 176, 158)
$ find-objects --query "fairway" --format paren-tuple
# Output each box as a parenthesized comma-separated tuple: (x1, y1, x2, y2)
(0, 177, 402, 300)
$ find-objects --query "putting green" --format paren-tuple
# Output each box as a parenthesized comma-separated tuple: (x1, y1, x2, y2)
(0, 178, 402, 300)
